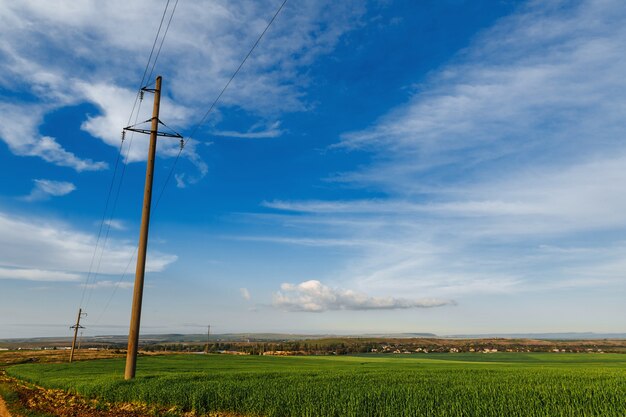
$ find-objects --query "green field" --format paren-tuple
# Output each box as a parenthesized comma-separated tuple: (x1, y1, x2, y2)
(7, 353, 626, 416)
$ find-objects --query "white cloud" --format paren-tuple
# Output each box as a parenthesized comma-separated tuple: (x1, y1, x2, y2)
(0, 267, 81, 282)
(260, 152, 626, 298)
(0, 0, 364, 172)
(273, 280, 455, 312)
(212, 121, 284, 139)
(236, 235, 372, 248)
(240, 287, 251, 300)
(250, 0, 626, 301)
(76, 81, 192, 164)
(338, 0, 626, 192)
(171, 141, 208, 187)
(0, 210, 177, 279)
(0, 103, 107, 172)
(103, 219, 126, 231)
(23, 179, 76, 201)
(81, 280, 133, 290)
(264, 152, 626, 237)
(174, 173, 187, 189)
(168, 139, 209, 185)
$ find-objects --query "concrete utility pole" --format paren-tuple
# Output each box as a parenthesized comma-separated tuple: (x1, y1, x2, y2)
(123, 76, 182, 380)
(206, 325, 211, 353)
(69, 308, 86, 363)
(125, 76, 161, 380)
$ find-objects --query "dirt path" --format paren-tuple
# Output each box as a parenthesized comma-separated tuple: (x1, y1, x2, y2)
(0, 395, 11, 417)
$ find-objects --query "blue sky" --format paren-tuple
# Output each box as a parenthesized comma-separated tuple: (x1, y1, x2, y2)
(1, 0, 625, 338)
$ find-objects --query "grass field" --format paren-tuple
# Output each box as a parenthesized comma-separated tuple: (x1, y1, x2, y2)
(7, 353, 626, 417)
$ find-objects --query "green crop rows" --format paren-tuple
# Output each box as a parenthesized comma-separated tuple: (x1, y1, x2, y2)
(7, 353, 626, 416)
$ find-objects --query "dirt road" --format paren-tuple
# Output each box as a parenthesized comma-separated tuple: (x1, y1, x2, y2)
(0, 395, 11, 417)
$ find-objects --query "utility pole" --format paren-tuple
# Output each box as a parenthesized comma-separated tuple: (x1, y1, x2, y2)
(69, 308, 86, 363)
(123, 76, 182, 380)
(206, 325, 211, 353)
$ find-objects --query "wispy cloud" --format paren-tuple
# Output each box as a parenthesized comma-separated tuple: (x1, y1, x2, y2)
(0, 1, 364, 172)
(264, 152, 626, 237)
(273, 280, 455, 312)
(338, 0, 626, 191)
(212, 121, 284, 139)
(174, 173, 187, 189)
(22, 179, 76, 201)
(81, 280, 133, 289)
(0, 267, 81, 282)
(240, 287, 251, 300)
(103, 219, 126, 231)
(234, 234, 371, 248)
(259, 153, 626, 298)
(256, 0, 626, 302)
(76, 80, 191, 164)
(0, 209, 177, 279)
(0, 103, 107, 172)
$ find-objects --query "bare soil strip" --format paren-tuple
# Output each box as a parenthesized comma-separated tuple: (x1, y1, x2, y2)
(1, 372, 245, 417)
(2, 373, 174, 417)
(0, 350, 251, 416)
(0, 395, 11, 417)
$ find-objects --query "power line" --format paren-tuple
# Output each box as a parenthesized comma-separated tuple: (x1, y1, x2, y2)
(155, 0, 289, 208)
(93, 243, 138, 326)
(147, 0, 180, 84)
(191, 0, 288, 142)
(92, 0, 288, 324)
(80, 0, 178, 311)
(127, 0, 172, 126)
(84, 138, 134, 309)
(78, 140, 124, 308)
(84, 91, 145, 309)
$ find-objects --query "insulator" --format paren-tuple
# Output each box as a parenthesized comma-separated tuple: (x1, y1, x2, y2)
(139, 90, 144, 101)
(180, 139, 185, 150)
(121, 131, 126, 141)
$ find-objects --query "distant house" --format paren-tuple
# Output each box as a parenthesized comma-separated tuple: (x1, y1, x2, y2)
(220, 350, 250, 355)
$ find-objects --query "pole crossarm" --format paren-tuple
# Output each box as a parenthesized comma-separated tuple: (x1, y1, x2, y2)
(124, 117, 183, 139)
(123, 126, 183, 138)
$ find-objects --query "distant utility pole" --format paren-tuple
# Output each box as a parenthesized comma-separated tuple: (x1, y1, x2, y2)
(123, 76, 182, 380)
(206, 325, 211, 353)
(69, 308, 86, 363)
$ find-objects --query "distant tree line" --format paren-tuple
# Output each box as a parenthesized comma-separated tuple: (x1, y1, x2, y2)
(135, 339, 626, 355)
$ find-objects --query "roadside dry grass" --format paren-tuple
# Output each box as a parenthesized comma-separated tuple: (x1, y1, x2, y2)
(0, 349, 124, 366)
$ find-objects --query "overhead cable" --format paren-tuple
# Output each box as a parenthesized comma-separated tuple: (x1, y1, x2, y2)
(155, 0, 289, 208)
